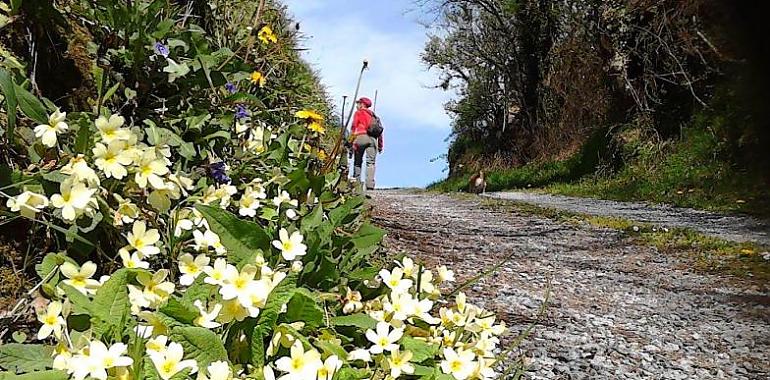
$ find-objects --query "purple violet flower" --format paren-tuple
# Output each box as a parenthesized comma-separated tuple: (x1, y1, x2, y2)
(225, 82, 237, 94)
(154, 42, 170, 58)
(235, 104, 249, 120)
(208, 161, 231, 184)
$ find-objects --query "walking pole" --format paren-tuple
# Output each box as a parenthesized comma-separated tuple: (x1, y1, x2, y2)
(341, 95, 348, 127)
(373, 90, 378, 113)
(324, 59, 369, 175)
(344, 59, 369, 130)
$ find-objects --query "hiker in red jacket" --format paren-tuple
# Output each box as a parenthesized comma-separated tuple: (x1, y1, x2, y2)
(350, 97, 383, 190)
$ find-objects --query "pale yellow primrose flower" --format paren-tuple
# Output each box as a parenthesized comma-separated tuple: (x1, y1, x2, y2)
(134, 149, 169, 189)
(61, 155, 100, 187)
(379, 267, 413, 294)
(127, 220, 161, 256)
(149, 342, 198, 380)
(440, 348, 477, 380)
(274, 340, 323, 380)
(365, 321, 404, 354)
(61, 261, 100, 295)
(113, 194, 140, 226)
(50, 179, 96, 222)
(316, 355, 342, 380)
(34, 109, 68, 147)
(135, 270, 175, 307)
(72, 340, 133, 380)
(178, 253, 210, 286)
(6, 191, 48, 218)
(193, 300, 222, 329)
(93, 141, 133, 179)
(437, 265, 455, 282)
(95, 114, 131, 143)
(219, 264, 258, 306)
(203, 360, 232, 380)
(193, 229, 226, 255)
(387, 349, 415, 379)
(119, 248, 149, 269)
(203, 258, 230, 287)
(37, 301, 65, 340)
(271, 228, 307, 261)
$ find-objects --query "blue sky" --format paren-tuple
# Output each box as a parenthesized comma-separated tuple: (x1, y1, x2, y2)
(283, 0, 453, 188)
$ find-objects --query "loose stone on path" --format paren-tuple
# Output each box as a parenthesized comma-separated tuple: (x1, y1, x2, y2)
(371, 190, 770, 380)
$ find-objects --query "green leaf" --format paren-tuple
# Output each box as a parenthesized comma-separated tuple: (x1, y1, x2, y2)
(34, 252, 72, 280)
(180, 275, 215, 304)
(73, 121, 93, 154)
(330, 314, 377, 330)
(402, 336, 439, 363)
(351, 223, 386, 250)
(251, 276, 297, 367)
(300, 204, 323, 233)
(284, 288, 324, 328)
(335, 367, 370, 380)
(14, 85, 47, 124)
(91, 269, 131, 338)
(0, 370, 69, 380)
(163, 58, 190, 83)
(314, 339, 347, 359)
(102, 82, 120, 104)
(160, 297, 199, 325)
(347, 267, 379, 281)
(196, 204, 271, 266)
(59, 283, 93, 315)
(0, 68, 17, 140)
(185, 113, 211, 131)
(170, 326, 228, 369)
(0, 344, 54, 373)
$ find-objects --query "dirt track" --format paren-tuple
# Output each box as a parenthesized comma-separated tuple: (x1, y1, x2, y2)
(371, 190, 770, 380)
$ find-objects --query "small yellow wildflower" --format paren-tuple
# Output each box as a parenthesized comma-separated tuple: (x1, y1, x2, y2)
(250, 71, 266, 87)
(258, 25, 278, 45)
(295, 110, 325, 134)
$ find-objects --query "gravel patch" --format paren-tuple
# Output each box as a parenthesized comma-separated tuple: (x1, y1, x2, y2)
(371, 190, 770, 380)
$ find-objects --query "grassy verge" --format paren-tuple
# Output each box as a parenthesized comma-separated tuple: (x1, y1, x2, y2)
(431, 124, 770, 217)
(474, 196, 770, 282)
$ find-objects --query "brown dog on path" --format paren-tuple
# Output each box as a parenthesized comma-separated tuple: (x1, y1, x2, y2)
(468, 170, 487, 194)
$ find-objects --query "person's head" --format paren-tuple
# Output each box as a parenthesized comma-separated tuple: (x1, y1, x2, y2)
(356, 97, 372, 110)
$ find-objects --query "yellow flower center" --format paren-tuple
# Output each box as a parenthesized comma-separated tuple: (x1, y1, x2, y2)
(451, 360, 463, 372)
(234, 277, 247, 289)
(291, 357, 304, 370)
(71, 277, 86, 287)
(45, 315, 58, 325)
(161, 360, 175, 374)
(378, 337, 389, 346)
(282, 242, 293, 252)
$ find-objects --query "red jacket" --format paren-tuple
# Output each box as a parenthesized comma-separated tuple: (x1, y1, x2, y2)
(351, 109, 384, 151)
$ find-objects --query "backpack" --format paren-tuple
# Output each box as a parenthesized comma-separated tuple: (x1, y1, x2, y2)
(366, 111, 384, 138)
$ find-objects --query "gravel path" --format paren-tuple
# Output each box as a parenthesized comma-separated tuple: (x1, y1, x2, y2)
(485, 192, 770, 245)
(370, 190, 770, 380)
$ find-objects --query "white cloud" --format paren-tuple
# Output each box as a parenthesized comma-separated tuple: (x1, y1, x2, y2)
(285, 1, 453, 131)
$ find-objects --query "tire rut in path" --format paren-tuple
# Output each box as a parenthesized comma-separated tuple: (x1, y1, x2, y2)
(370, 190, 769, 380)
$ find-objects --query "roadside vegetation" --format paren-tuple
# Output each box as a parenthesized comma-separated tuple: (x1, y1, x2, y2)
(0, 1, 507, 379)
(423, 0, 770, 217)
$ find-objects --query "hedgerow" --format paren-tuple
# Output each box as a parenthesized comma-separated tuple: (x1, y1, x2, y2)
(0, 1, 506, 379)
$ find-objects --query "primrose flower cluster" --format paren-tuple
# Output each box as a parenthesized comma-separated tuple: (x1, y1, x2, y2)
(331, 257, 506, 380)
(0, 9, 510, 378)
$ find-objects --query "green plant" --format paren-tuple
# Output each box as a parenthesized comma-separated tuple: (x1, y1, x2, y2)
(0, 1, 508, 379)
